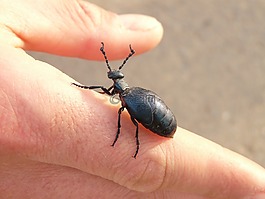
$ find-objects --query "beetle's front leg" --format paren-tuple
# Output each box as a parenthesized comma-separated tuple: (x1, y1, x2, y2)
(72, 83, 113, 95)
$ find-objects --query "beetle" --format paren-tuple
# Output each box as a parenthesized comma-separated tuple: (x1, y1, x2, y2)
(72, 42, 177, 158)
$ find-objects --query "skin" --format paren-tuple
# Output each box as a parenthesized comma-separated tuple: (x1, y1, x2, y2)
(0, 0, 265, 198)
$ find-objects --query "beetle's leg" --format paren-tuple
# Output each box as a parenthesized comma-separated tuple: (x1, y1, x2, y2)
(130, 117, 139, 158)
(111, 106, 125, 147)
(72, 83, 113, 95)
(91, 85, 112, 95)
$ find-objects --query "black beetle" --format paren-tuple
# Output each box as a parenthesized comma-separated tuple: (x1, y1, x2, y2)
(72, 42, 177, 158)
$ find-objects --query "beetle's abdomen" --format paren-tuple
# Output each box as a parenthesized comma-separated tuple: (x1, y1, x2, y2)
(121, 87, 177, 137)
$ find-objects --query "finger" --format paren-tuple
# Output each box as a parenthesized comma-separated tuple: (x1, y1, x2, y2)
(0, 0, 163, 60)
(0, 157, 209, 199)
(164, 128, 265, 198)
(0, 157, 130, 199)
(1, 47, 265, 199)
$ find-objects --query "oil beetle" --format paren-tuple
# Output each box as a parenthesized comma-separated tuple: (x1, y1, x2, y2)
(72, 42, 177, 158)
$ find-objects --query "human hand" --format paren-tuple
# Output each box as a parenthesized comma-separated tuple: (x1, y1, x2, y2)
(0, 0, 265, 198)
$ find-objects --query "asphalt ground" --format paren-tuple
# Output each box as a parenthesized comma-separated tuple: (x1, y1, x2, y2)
(29, 0, 265, 167)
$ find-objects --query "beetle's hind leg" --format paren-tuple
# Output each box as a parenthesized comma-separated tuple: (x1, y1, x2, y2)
(72, 83, 113, 95)
(130, 117, 139, 158)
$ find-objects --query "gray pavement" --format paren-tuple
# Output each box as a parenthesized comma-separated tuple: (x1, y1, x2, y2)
(30, 0, 265, 167)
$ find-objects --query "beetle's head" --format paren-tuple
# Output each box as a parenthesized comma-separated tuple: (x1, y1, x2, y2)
(107, 70, 124, 80)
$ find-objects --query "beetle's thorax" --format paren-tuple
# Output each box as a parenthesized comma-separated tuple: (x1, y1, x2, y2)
(113, 78, 129, 94)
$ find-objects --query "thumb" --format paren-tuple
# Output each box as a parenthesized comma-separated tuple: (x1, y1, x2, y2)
(1, 0, 163, 60)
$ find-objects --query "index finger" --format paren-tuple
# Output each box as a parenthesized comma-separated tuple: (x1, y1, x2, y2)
(3, 49, 264, 198)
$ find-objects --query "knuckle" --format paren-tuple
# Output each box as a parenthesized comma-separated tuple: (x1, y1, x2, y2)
(119, 153, 168, 193)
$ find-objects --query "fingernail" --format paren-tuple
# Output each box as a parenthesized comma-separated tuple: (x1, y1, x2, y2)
(119, 14, 162, 31)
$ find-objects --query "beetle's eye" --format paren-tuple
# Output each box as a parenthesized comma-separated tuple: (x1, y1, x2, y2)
(117, 73, 124, 79)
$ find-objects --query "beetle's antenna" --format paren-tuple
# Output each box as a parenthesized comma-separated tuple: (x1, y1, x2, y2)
(118, 44, 135, 70)
(100, 42, 112, 71)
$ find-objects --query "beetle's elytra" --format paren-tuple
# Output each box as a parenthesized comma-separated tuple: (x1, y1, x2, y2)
(72, 42, 177, 158)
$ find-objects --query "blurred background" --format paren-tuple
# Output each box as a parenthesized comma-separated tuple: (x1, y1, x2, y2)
(29, 0, 265, 167)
